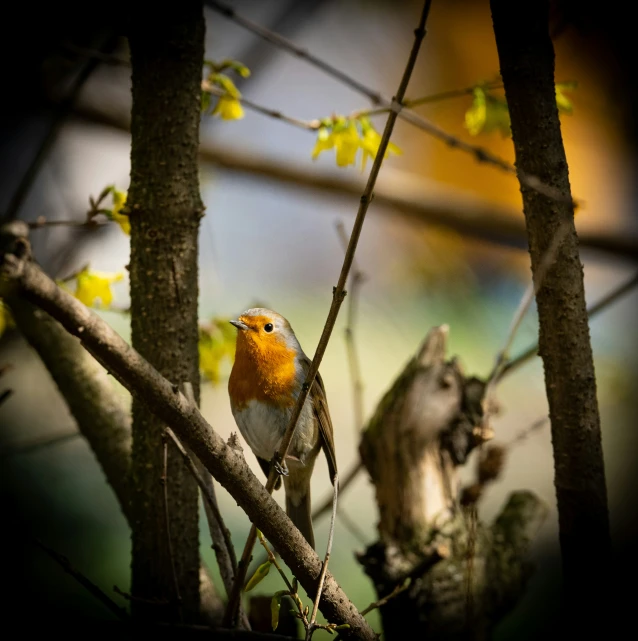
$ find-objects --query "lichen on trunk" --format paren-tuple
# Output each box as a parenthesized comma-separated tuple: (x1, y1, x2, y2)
(127, 0, 205, 622)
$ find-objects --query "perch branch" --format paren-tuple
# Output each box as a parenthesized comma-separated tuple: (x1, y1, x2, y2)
(0, 248, 376, 640)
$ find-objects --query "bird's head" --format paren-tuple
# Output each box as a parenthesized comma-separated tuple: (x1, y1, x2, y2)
(230, 308, 301, 365)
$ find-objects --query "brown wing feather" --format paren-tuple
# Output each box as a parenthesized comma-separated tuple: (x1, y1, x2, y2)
(310, 368, 338, 486)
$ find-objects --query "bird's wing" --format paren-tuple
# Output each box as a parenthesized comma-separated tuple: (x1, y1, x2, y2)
(302, 358, 338, 485)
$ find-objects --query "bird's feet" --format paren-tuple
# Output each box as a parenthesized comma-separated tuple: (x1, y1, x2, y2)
(272, 456, 289, 477)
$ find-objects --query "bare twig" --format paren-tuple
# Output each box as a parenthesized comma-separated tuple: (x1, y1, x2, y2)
(202, 80, 319, 130)
(360, 578, 412, 617)
(313, 459, 362, 523)
(73, 102, 638, 261)
(307, 472, 339, 640)
(205, 0, 571, 204)
(335, 221, 366, 437)
(161, 435, 183, 621)
(33, 539, 130, 620)
(501, 270, 638, 378)
(27, 217, 109, 230)
(205, 0, 385, 105)
(485, 221, 570, 390)
(507, 415, 549, 448)
(224, 3, 432, 627)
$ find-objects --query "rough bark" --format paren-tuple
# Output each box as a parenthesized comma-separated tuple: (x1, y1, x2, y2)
(359, 327, 547, 640)
(490, 0, 611, 629)
(127, 1, 205, 622)
(0, 251, 377, 641)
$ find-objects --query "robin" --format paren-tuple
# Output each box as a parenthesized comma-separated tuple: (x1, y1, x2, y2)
(228, 308, 337, 549)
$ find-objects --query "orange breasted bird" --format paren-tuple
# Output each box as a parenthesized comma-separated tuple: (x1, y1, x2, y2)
(228, 308, 337, 549)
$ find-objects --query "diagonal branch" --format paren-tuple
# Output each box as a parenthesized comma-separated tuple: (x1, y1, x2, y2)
(205, 0, 570, 204)
(0, 245, 376, 641)
(223, 1, 433, 627)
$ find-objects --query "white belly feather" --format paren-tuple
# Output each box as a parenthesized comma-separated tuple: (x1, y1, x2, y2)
(232, 397, 316, 464)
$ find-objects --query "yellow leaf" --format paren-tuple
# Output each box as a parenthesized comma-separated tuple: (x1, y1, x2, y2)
(311, 126, 335, 160)
(244, 561, 271, 592)
(108, 188, 130, 235)
(334, 119, 360, 167)
(359, 117, 402, 172)
(465, 87, 511, 137)
(74, 268, 124, 309)
(212, 95, 244, 120)
(198, 317, 236, 385)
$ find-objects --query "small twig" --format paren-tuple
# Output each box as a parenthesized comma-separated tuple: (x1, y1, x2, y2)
(33, 539, 130, 620)
(0, 389, 12, 406)
(27, 217, 109, 230)
(161, 435, 183, 622)
(307, 473, 339, 640)
(501, 270, 638, 379)
(485, 221, 570, 392)
(507, 415, 549, 448)
(360, 578, 412, 617)
(206, 0, 385, 105)
(223, 2, 432, 628)
(313, 459, 362, 522)
(336, 510, 369, 547)
(205, 0, 571, 205)
(202, 80, 319, 130)
(335, 221, 366, 437)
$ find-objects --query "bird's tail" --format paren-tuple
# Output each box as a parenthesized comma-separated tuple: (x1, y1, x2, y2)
(286, 492, 315, 550)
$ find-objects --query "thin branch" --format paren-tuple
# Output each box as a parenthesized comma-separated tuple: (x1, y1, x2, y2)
(1, 247, 376, 639)
(73, 102, 638, 261)
(28, 217, 109, 230)
(202, 80, 319, 130)
(205, 0, 385, 105)
(161, 435, 183, 621)
(335, 221, 366, 437)
(313, 459, 362, 523)
(500, 270, 638, 379)
(205, 0, 571, 205)
(336, 510, 369, 547)
(486, 221, 570, 389)
(33, 539, 130, 620)
(224, 3, 432, 626)
(307, 472, 339, 640)
(507, 415, 549, 448)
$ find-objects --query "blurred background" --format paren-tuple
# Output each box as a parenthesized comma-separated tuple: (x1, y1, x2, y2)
(1, 0, 636, 638)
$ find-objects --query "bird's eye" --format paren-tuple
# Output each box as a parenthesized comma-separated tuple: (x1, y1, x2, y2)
(264, 323, 274, 333)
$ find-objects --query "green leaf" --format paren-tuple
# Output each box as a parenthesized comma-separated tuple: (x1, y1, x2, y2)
(201, 91, 212, 113)
(213, 73, 241, 98)
(335, 624, 351, 630)
(271, 592, 285, 630)
(244, 561, 271, 592)
(556, 81, 577, 114)
(464, 86, 510, 137)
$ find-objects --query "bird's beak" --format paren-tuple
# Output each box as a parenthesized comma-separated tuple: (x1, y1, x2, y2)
(230, 319, 249, 331)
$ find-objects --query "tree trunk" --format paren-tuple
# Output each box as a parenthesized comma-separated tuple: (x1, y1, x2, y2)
(359, 327, 547, 640)
(490, 0, 611, 631)
(127, 1, 205, 622)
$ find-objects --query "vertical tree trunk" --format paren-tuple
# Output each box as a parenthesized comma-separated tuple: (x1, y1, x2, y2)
(127, 1, 205, 622)
(490, 0, 611, 631)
